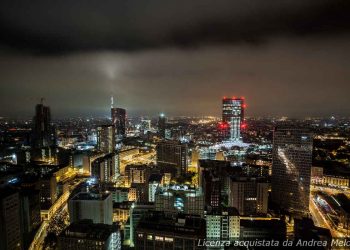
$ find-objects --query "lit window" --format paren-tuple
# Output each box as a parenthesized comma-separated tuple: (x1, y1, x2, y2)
(155, 236, 164, 241)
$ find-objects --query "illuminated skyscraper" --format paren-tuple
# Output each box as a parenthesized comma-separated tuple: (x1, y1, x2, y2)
(111, 108, 126, 139)
(271, 127, 313, 214)
(97, 125, 115, 154)
(111, 96, 126, 140)
(222, 97, 245, 141)
(157, 113, 166, 138)
(32, 99, 55, 148)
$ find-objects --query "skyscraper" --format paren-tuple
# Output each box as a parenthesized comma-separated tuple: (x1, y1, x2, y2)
(111, 96, 126, 140)
(222, 97, 245, 141)
(271, 126, 313, 214)
(32, 99, 55, 148)
(229, 176, 269, 215)
(97, 125, 115, 154)
(0, 189, 22, 250)
(157, 113, 166, 138)
(156, 141, 188, 177)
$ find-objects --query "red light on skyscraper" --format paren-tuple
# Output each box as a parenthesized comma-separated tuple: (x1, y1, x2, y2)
(241, 123, 247, 129)
(218, 122, 229, 130)
(242, 104, 247, 109)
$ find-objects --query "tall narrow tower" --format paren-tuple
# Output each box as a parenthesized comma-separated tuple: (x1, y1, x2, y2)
(111, 96, 126, 140)
(32, 98, 55, 148)
(222, 97, 245, 141)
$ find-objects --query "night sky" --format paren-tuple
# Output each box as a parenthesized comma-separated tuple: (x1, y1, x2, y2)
(0, 0, 350, 118)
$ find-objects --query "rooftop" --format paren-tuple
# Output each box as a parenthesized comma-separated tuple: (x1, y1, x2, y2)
(71, 192, 110, 201)
(60, 220, 118, 241)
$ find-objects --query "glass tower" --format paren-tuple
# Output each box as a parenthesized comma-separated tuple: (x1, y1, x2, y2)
(222, 97, 245, 141)
(271, 127, 313, 214)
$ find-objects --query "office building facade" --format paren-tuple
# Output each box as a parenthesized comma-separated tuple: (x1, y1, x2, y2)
(111, 108, 126, 139)
(271, 127, 313, 214)
(222, 97, 245, 141)
(156, 141, 188, 177)
(229, 177, 269, 215)
(97, 125, 115, 154)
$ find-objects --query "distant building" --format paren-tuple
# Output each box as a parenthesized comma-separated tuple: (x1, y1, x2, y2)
(206, 207, 240, 241)
(109, 187, 129, 203)
(129, 183, 149, 203)
(58, 220, 121, 250)
(0, 189, 22, 250)
(148, 174, 163, 202)
(271, 127, 313, 214)
(32, 99, 56, 149)
(111, 107, 126, 139)
(155, 185, 204, 217)
(140, 119, 151, 135)
(125, 165, 150, 186)
(91, 153, 119, 182)
(198, 160, 241, 209)
(228, 176, 269, 215)
(69, 192, 113, 225)
(135, 212, 205, 250)
(158, 113, 166, 138)
(97, 125, 115, 154)
(156, 141, 188, 177)
(124, 203, 155, 247)
(222, 97, 245, 141)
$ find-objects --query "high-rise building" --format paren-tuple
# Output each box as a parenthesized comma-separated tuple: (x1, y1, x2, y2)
(32, 99, 56, 149)
(228, 176, 269, 215)
(140, 119, 151, 135)
(68, 192, 113, 225)
(58, 220, 121, 250)
(111, 108, 126, 139)
(148, 174, 163, 202)
(156, 141, 188, 177)
(91, 153, 119, 182)
(157, 113, 166, 138)
(222, 97, 245, 141)
(271, 127, 313, 214)
(20, 189, 41, 249)
(206, 207, 240, 241)
(198, 160, 241, 209)
(0, 189, 22, 250)
(97, 125, 115, 154)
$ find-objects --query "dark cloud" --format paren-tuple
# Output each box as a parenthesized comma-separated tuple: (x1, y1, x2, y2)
(1, 37, 350, 118)
(1, 0, 350, 54)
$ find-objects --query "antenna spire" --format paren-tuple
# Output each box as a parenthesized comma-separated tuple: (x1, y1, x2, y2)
(111, 96, 114, 109)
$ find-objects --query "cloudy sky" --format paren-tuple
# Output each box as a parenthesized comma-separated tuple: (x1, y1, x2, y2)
(0, 0, 350, 118)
